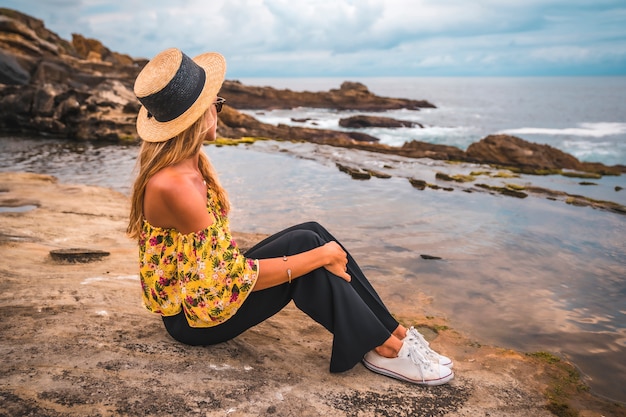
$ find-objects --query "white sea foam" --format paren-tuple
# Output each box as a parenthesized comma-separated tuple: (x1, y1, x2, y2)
(560, 139, 620, 161)
(498, 122, 626, 138)
(374, 125, 473, 148)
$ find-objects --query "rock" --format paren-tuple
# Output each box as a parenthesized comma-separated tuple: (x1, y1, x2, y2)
(221, 79, 436, 111)
(523, 185, 626, 215)
(466, 134, 583, 171)
(408, 177, 454, 192)
(409, 178, 427, 190)
(49, 248, 110, 263)
(467, 135, 625, 176)
(217, 105, 380, 144)
(71, 33, 136, 67)
(400, 140, 467, 160)
(365, 169, 392, 179)
(336, 163, 372, 180)
(31, 83, 58, 116)
(339, 115, 423, 128)
(475, 183, 528, 199)
(0, 8, 426, 143)
(0, 8, 71, 57)
(339, 81, 370, 94)
(435, 172, 475, 183)
(0, 49, 29, 84)
(0, 8, 144, 141)
(578, 161, 624, 176)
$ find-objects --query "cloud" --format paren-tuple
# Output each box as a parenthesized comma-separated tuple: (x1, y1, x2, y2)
(3, 0, 626, 76)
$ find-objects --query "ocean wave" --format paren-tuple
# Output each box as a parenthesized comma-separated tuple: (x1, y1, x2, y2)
(374, 126, 474, 148)
(559, 139, 626, 163)
(498, 122, 626, 138)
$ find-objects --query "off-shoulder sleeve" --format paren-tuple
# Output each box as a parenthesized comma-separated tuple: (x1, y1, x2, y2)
(138, 226, 181, 316)
(177, 221, 259, 328)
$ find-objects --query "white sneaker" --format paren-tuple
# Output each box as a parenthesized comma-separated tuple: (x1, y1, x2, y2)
(404, 326, 453, 369)
(362, 343, 454, 386)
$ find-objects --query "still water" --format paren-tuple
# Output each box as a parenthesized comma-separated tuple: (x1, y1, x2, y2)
(1, 135, 625, 403)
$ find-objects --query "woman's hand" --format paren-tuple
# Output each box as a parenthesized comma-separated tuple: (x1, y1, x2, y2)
(322, 241, 351, 282)
(254, 240, 350, 291)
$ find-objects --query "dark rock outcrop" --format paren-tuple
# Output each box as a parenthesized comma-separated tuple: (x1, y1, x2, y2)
(221, 80, 436, 111)
(466, 134, 624, 175)
(335, 139, 467, 162)
(466, 134, 580, 170)
(0, 8, 144, 141)
(217, 105, 380, 144)
(339, 115, 423, 129)
(0, 8, 427, 143)
(0, 49, 29, 85)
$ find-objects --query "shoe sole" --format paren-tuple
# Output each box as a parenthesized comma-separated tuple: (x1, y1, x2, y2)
(362, 357, 454, 386)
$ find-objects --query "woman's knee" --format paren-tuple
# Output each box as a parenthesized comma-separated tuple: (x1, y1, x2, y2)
(298, 221, 330, 236)
(246, 228, 324, 259)
(288, 229, 325, 252)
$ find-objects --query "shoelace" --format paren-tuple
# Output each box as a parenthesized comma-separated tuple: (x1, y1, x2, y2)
(406, 327, 441, 361)
(405, 344, 436, 383)
(407, 326, 430, 347)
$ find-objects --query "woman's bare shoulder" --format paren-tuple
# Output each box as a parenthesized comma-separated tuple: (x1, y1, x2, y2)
(147, 167, 194, 198)
(144, 166, 211, 233)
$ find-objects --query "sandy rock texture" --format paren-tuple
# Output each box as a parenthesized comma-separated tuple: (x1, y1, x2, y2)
(1, 172, 623, 417)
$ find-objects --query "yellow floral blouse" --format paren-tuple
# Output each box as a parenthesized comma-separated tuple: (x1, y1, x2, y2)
(138, 189, 259, 328)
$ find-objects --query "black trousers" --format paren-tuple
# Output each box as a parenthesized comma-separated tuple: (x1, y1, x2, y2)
(162, 221, 399, 373)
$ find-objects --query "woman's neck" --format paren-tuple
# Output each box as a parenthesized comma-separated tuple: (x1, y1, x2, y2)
(174, 155, 201, 174)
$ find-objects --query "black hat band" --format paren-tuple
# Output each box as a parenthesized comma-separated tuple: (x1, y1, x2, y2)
(138, 52, 206, 123)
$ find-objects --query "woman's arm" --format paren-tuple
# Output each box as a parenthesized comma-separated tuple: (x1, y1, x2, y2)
(144, 167, 350, 292)
(253, 241, 351, 291)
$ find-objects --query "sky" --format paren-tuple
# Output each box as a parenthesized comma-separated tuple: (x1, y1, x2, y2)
(3, 0, 626, 77)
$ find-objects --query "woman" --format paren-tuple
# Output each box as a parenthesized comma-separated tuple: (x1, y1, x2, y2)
(127, 48, 454, 385)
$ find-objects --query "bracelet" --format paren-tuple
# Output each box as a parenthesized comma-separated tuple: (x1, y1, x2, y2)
(283, 255, 291, 283)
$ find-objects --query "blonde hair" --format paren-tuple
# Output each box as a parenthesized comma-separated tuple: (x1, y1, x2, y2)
(127, 111, 230, 239)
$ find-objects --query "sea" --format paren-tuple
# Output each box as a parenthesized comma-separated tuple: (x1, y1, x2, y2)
(237, 76, 626, 167)
(1, 76, 625, 404)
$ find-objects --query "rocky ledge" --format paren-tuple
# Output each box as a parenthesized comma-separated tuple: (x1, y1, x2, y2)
(1, 7, 624, 178)
(1, 171, 624, 417)
(0, 8, 430, 143)
(221, 79, 435, 111)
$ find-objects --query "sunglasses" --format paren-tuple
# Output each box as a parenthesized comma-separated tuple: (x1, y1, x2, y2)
(214, 97, 226, 113)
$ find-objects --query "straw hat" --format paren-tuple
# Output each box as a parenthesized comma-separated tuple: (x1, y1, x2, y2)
(134, 48, 226, 142)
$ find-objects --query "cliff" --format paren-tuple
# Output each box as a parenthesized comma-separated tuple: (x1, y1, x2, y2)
(0, 8, 427, 144)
